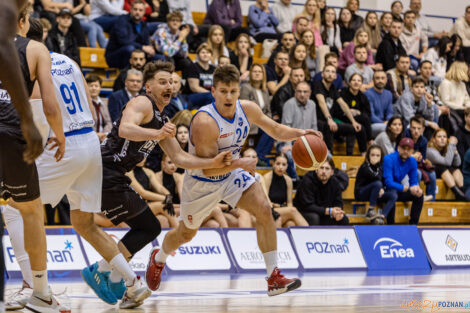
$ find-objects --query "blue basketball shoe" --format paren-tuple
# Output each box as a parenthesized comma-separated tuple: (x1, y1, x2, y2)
(109, 278, 126, 300)
(81, 262, 118, 305)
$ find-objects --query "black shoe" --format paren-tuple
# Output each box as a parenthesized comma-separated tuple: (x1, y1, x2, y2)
(451, 186, 470, 201)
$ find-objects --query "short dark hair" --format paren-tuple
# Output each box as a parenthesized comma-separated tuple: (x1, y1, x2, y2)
(411, 76, 426, 86)
(466, 5, 470, 12)
(323, 63, 336, 72)
(26, 17, 43, 42)
(275, 50, 289, 59)
(404, 10, 416, 18)
(296, 16, 309, 24)
(410, 116, 425, 127)
(397, 54, 409, 63)
(131, 0, 146, 7)
(131, 49, 145, 57)
(282, 31, 295, 38)
(353, 44, 367, 53)
(325, 157, 335, 170)
(213, 64, 240, 87)
(348, 72, 363, 83)
(324, 52, 338, 62)
(143, 61, 175, 84)
(420, 60, 432, 68)
(86, 74, 102, 85)
(391, 18, 404, 24)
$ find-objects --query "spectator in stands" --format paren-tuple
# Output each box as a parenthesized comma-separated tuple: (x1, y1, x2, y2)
(76, 6, 108, 49)
(264, 154, 309, 227)
(376, 19, 407, 72)
(312, 64, 362, 155)
(206, 25, 230, 66)
(312, 52, 343, 90)
(229, 33, 253, 81)
(409, 0, 448, 42)
(395, 77, 439, 129)
(86, 75, 111, 141)
(464, 148, 470, 199)
(386, 54, 412, 102)
(105, 0, 157, 69)
(294, 0, 323, 46)
(90, 0, 127, 33)
(300, 30, 318, 77)
(355, 145, 397, 224)
(438, 61, 470, 135)
(339, 29, 377, 72)
(293, 16, 310, 42)
(420, 60, 445, 108)
(422, 36, 452, 80)
(167, 0, 199, 43)
(151, 11, 191, 71)
(108, 68, 143, 121)
(218, 55, 231, 66)
(143, 0, 169, 25)
(346, 0, 363, 32)
(400, 10, 428, 71)
(456, 108, 470, 163)
(271, 66, 305, 122)
(405, 117, 436, 201)
(450, 6, 470, 64)
(289, 43, 310, 81)
(267, 31, 296, 68)
(203, 0, 245, 42)
(391, 1, 403, 22)
(39, 17, 52, 41)
(272, 0, 297, 34)
(183, 43, 216, 109)
(266, 50, 290, 95)
(338, 8, 354, 47)
(113, 49, 146, 91)
(427, 129, 469, 201)
(379, 12, 393, 38)
(46, 9, 80, 64)
(164, 72, 188, 119)
(362, 11, 381, 53)
(317, 0, 326, 17)
(344, 45, 375, 90)
(383, 137, 424, 225)
(375, 116, 404, 155)
(446, 34, 465, 71)
(248, 0, 279, 42)
(321, 7, 342, 55)
(294, 158, 349, 226)
(337, 73, 372, 147)
(155, 154, 183, 212)
(365, 71, 394, 137)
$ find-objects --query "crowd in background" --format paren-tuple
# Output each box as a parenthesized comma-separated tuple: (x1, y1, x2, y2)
(28, 0, 470, 227)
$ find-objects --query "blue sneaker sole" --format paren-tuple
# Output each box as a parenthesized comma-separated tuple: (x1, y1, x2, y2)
(109, 282, 126, 300)
(81, 268, 117, 305)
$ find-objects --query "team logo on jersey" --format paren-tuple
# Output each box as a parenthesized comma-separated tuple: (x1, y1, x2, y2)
(238, 117, 243, 126)
(219, 132, 233, 138)
(138, 140, 157, 156)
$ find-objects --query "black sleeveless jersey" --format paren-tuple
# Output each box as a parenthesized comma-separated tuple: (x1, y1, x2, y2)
(101, 95, 168, 174)
(0, 36, 35, 136)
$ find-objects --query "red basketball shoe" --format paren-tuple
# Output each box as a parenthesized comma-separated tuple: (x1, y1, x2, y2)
(145, 248, 165, 291)
(267, 268, 301, 296)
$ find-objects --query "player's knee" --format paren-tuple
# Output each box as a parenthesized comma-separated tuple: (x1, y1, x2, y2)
(178, 227, 197, 244)
(371, 180, 383, 190)
(254, 201, 272, 221)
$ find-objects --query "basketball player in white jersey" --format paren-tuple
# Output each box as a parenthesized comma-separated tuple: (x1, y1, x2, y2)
(146, 65, 323, 295)
(3, 18, 151, 311)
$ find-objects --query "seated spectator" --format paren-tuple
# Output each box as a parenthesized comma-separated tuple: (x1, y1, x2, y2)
(450, 6, 470, 65)
(266, 50, 290, 95)
(405, 117, 436, 201)
(218, 55, 231, 66)
(75, 1, 108, 48)
(155, 154, 183, 210)
(163, 72, 188, 119)
(422, 36, 452, 80)
(206, 25, 230, 66)
(45, 9, 80, 65)
(264, 154, 309, 227)
(176, 123, 189, 152)
(39, 18, 52, 41)
(355, 145, 397, 224)
(293, 0, 323, 46)
(395, 77, 439, 129)
(438, 61, 470, 135)
(346, 0, 364, 32)
(267, 31, 296, 68)
(420, 60, 444, 107)
(379, 12, 393, 38)
(383, 137, 424, 225)
(248, 0, 279, 42)
(365, 71, 394, 137)
(338, 8, 355, 47)
(300, 30, 319, 77)
(376, 19, 407, 72)
(229, 34, 253, 82)
(312, 64, 362, 155)
(375, 116, 404, 155)
(108, 69, 143, 121)
(447, 35, 465, 72)
(203, 0, 246, 42)
(344, 44, 375, 90)
(86, 75, 112, 141)
(183, 43, 216, 109)
(294, 158, 349, 226)
(337, 73, 372, 147)
(410, 0, 448, 43)
(151, 10, 191, 71)
(456, 108, 470, 162)
(105, 0, 157, 69)
(362, 11, 382, 53)
(386, 55, 412, 102)
(463, 148, 470, 199)
(272, 0, 297, 34)
(113, 49, 146, 91)
(142, 0, 169, 25)
(289, 43, 310, 81)
(312, 52, 343, 90)
(427, 129, 469, 201)
(167, 0, 200, 49)
(391, 1, 404, 22)
(90, 0, 127, 33)
(339, 29, 376, 72)
(400, 10, 428, 71)
(321, 7, 342, 55)
(271, 66, 305, 122)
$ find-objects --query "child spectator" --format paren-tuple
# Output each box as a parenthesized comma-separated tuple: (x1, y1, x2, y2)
(374, 116, 404, 155)
(46, 9, 80, 64)
(39, 17, 52, 42)
(248, 0, 279, 42)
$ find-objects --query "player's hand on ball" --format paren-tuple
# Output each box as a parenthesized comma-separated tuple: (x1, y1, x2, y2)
(214, 150, 232, 168)
(303, 129, 323, 140)
(239, 157, 257, 176)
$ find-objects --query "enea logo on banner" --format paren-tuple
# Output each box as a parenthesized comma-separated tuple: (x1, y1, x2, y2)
(420, 229, 470, 268)
(355, 226, 430, 271)
(290, 227, 366, 270)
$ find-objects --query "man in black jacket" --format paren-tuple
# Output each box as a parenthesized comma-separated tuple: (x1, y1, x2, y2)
(376, 19, 407, 72)
(45, 9, 80, 65)
(113, 49, 146, 91)
(294, 158, 349, 225)
(270, 66, 305, 121)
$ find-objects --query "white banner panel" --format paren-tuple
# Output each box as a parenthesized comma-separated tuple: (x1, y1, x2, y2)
(421, 229, 470, 268)
(290, 227, 367, 270)
(226, 229, 299, 271)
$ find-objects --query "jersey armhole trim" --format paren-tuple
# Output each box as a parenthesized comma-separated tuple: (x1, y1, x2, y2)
(239, 100, 251, 127)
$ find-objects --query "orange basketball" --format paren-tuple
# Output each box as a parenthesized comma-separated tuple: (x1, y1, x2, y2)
(292, 134, 328, 170)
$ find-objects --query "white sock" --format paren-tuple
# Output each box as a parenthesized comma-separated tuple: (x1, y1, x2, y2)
(32, 270, 49, 295)
(263, 251, 278, 276)
(97, 259, 112, 272)
(154, 248, 170, 264)
(109, 269, 123, 283)
(3, 205, 33, 286)
(109, 254, 136, 286)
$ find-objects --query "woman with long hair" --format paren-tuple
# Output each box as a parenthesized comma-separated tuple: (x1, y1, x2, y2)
(321, 7, 342, 54)
(447, 34, 465, 70)
(338, 28, 378, 71)
(294, 0, 323, 47)
(391, 1, 403, 21)
(427, 129, 469, 200)
(374, 116, 405, 155)
(379, 12, 393, 38)
(338, 7, 355, 47)
(288, 43, 310, 81)
(422, 36, 452, 80)
(346, 0, 363, 32)
(229, 33, 253, 81)
(300, 30, 318, 76)
(362, 11, 381, 52)
(206, 25, 230, 65)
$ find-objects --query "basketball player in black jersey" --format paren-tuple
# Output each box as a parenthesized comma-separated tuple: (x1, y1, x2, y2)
(0, 3, 67, 312)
